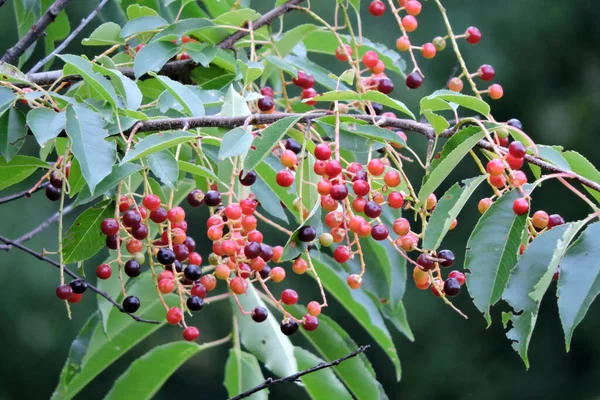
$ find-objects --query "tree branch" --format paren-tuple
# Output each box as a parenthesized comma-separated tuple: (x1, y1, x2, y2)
(0, 181, 49, 205)
(227, 344, 371, 400)
(28, 0, 110, 74)
(1, 0, 73, 65)
(0, 203, 75, 251)
(0, 234, 160, 324)
(24, 0, 305, 85)
(124, 112, 600, 194)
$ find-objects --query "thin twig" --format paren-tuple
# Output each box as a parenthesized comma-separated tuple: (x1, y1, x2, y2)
(28, 0, 110, 73)
(0, 203, 75, 251)
(227, 345, 371, 400)
(0, 181, 49, 205)
(0, 234, 160, 324)
(1, 0, 73, 65)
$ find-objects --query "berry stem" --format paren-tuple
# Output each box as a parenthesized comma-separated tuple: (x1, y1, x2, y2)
(385, 0, 422, 76)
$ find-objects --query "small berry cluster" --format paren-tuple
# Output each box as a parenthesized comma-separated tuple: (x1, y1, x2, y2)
(45, 163, 70, 201)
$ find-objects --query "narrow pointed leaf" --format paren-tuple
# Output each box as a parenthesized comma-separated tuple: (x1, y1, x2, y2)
(0, 155, 50, 190)
(0, 107, 27, 162)
(120, 131, 197, 164)
(133, 41, 178, 79)
(63, 200, 115, 263)
(149, 73, 205, 117)
(59, 55, 118, 107)
(421, 90, 490, 116)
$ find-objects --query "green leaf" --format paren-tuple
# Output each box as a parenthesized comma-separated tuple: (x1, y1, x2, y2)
(14, 0, 40, 65)
(254, 159, 298, 218)
(275, 24, 319, 57)
(263, 55, 298, 77)
(361, 91, 415, 119)
(82, 22, 124, 46)
(423, 176, 487, 250)
(423, 110, 449, 135)
(243, 116, 301, 173)
(105, 341, 220, 400)
(177, 160, 224, 185)
(52, 274, 176, 400)
(63, 201, 115, 264)
(561, 150, 600, 203)
(65, 105, 116, 192)
(147, 150, 178, 189)
(224, 350, 268, 400)
(340, 121, 406, 148)
(185, 42, 218, 67)
(133, 41, 178, 79)
(251, 172, 290, 224)
(232, 285, 297, 378)
(149, 73, 205, 117)
(59, 55, 119, 107)
(557, 222, 600, 351)
(121, 131, 197, 164)
(421, 90, 490, 116)
(126, 4, 159, 19)
(219, 127, 253, 160)
(288, 306, 387, 399)
(237, 60, 264, 85)
(294, 348, 354, 400)
(220, 85, 251, 117)
(417, 126, 486, 207)
(528, 145, 571, 180)
(311, 90, 361, 103)
(0, 84, 17, 114)
(0, 107, 27, 162)
(465, 189, 527, 325)
(503, 220, 586, 367)
(0, 155, 50, 190)
(380, 301, 414, 342)
(74, 163, 143, 206)
(26, 108, 66, 147)
(310, 254, 401, 381)
(91, 64, 143, 111)
(120, 16, 167, 38)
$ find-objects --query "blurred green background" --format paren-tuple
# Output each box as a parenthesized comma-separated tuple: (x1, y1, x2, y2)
(1, 0, 600, 399)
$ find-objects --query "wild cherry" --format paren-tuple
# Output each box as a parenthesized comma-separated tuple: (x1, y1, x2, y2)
(285, 138, 302, 154)
(125, 260, 141, 277)
(489, 84, 503, 100)
(132, 224, 148, 240)
(444, 278, 461, 296)
(150, 208, 168, 223)
(362, 50, 379, 69)
(167, 207, 185, 223)
(314, 144, 332, 161)
(405, 72, 423, 89)
(187, 296, 205, 312)
(299, 226, 317, 242)
(166, 307, 183, 325)
(547, 214, 565, 229)
(421, 43, 436, 59)
(417, 253, 435, 270)
(335, 44, 353, 61)
(96, 264, 112, 279)
(396, 36, 410, 51)
(508, 141, 527, 158)
(122, 210, 141, 228)
(364, 201, 382, 218)
(478, 64, 495, 81)
(532, 210, 549, 229)
(334, 246, 351, 263)
(281, 289, 299, 305)
(377, 78, 394, 94)
(507, 118, 523, 130)
(303, 315, 319, 331)
(276, 170, 294, 187)
(347, 274, 362, 289)
(292, 71, 315, 89)
(437, 249, 455, 267)
(402, 15, 418, 32)
(123, 296, 140, 313)
(45, 185, 61, 201)
(252, 306, 268, 323)
(260, 87, 275, 97)
(230, 277, 248, 294)
(513, 198, 530, 215)
(270, 266, 286, 282)
(448, 270, 466, 286)
(49, 172, 63, 188)
(101, 218, 120, 236)
(56, 284, 73, 300)
(330, 184, 349, 201)
(405, 0, 422, 16)
(371, 224, 389, 241)
(68, 293, 83, 304)
(204, 190, 222, 207)
(388, 192, 404, 208)
(191, 283, 207, 298)
(187, 189, 205, 207)
(183, 326, 200, 341)
(486, 159, 504, 176)
(506, 154, 524, 170)
(157, 248, 176, 265)
(448, 77, 464, 92)
(106, 235, 120, 250)
(257, 97, 275, 112)
(239, 170, 257, 186)
(368, 0, 386, 16)
(301, 88, 318, 105)
(184, 264, 202, 281)
(393, 218, 411, 236)
(465, 26, 482, 44)
(280, 319, 299, 336)
(143, 194, 161, 211)
(307, 301, 322, 317)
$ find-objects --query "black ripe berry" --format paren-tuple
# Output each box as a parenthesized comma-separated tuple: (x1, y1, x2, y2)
(123, 295, 140, 313)
(252, 306, 268, 323)
(437, 249, 455, 267)
(507, 118, 523, 130)
(416, 253, 435, 270)
(124, 260, 142, 277)
(258, 265, 271, 280)
(184, 264, 202, 281)
(239, 170, 257, 186)
(257, 96, 275, 112)
(187, 189, 205, 207)
(167, 260, 183, 273)
(244, 242, 262, 259)
(298, 225, 317, 242)
(187, 296, 205, 312)
(122, 210, 141, 228)
(369, 102, 384, 115)
(49, 172, 63, 188)
(405, 72, 423, 89)
(106, 235, 120, 250)
(260, 244, 274, 262)
(204, 190, 222, 207)
(280, 319, 299, 336)
(45, 185, 61, 201)
(444, 278, 461, 296)
(284, 138, 302, 154)
(70, 279, 88, 294)
(157, 248, 176, 265)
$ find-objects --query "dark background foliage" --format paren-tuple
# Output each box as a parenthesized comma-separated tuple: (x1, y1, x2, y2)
(0, 1, 599, 399)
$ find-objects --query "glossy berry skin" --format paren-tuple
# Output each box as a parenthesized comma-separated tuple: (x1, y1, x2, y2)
(187, 189, 205, 207)
(508, 141, 527, 159)
(507, 118, 523, 130)
(377, 78, 394, 94)
(421, 43, 436, 59)
(368, 0, 386, 16)
(417, 253, 435, 270)
(513, 198, 530, 215)
(132, 224, 148, 240)
(362, 50, 379, 69)
(465, 26, 482, 44)
(298, 225, 317, 242)
(96, 264, 112, 280)
(56, 284, 73, 300)
(281, 289, 299, 305)
(364, 201, 382, 218)
(347, 274, 362, 289)
(448, 270, 466, 286)
(307, 301, 322, 317)
(69, 280, 87, 295)
(335, 44, 353, 61)
(257, 96, 275, 112)
(314, 144, 332, 161)
(187, 296, 205, 312)
(301, 88, 318, 105)
(486, 159, 504, 176)
(330, 184, 349, 201)
(167, 207, 185, 223)
(124, 260, 141, 277)
(123, 296, 140, 313)
(285, 139, 302, 154)
(448, 77, 464, 92)
(184, 264, 202, 281)
(388, 192, 404, 209)
(143, 194, 161, 211)
(239, 170, 257, 186)
(371, 224, 389, 241)
(489, 84, 503, 100)
(405, 0, 422, 16)
(303, 315, 319, 331)
(150, 208, 168, 223)
(532, 210, 549, 229)
(106, 235, 120, 250)
(251, 306, 268, 323)
(437, 249, 455, 267)
(280, 319, 299, 336)
(405, 72, 423, 89)
(101, 218, 120, 236)
(45, 185, 61, 201)
(122, 210, 141, 228)
(444, 278, 461, 297)
(547, 214, 565, 229)
(260, 87, 275, 97)
(402, 15, 418, 32)
(292, 71, 315, 89)
(166, 307, 183, 325)
(396, 36, 410, 52)
(506, 154, 524, 170)
(230, 277, 248, 295)
(244, 242, 262, 259)
(157, 248, 176, 265)
(276, 170, 294, 187)
(204, 190, 222, 207)
(333, 246, 351, 263)
(183, 326, 200, 341)
(478, 64, 495, 81)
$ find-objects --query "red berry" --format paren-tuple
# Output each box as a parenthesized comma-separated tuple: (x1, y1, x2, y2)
(301, 88, 318, 106)
(547, 214, 565, 229)
(367, 159, 385, 176)
(335, 44, 353, 61)
(317, 179, 332, 195)
(96, 264, 112, 279)
(489, 174, 506, 188)
(281, 289, 299, 305)
(353, 180, 370, 196)
(229, 277, 248, 295)
(325, 160, 342, 178)
(303, 315, 319, 331)
(330, 184, 349, 201)
(396, 36, 410, 51)
(314, 144, 332, 161)
(402, 15, 418, 32)
(364, 201, 382, 218)
(191, 283, 207, 298)
(362, 50, 379, 69)
(143, 194, 161, 211)
(384, 170, 401, 187)
(393, 218, 411, 236)
(489, 84, 503, 100)
(56, 284, 73, 300)
(486, 159, 505, 176)
(478, 64, 495, 81)
(506, 154, 524, 170)
(68, 293, 84, 304)
(183, 326, 200, 341)
(405, 72, 423, 89)
(417, 253, 435, 270)
(465, 26, 482, 44)
(508, 141, 527, 158)
(258, 96, 275, 112)
(101, 218, 119, 236)
(333, 246, 351, 263)
(260, 87, 275, 97)
(388, 191, 404, 208)
(369, 0, 386, 16)
(166, 307, 183, 325)
(377, 78, 394, 94)
(371, 224, 389, 241)
(150, 208, 168, 223)
(513, 198, 529, 215)
(158, 279, 175, 294)
(276, 170, 294, 187)
(167, 206, 185, 223)
(421, 43, 436, 59)
(270, 266, 286, 282)
(405, 0, 422, 16)
(448, 270, 466, 286)
(292, 71, 315, 89)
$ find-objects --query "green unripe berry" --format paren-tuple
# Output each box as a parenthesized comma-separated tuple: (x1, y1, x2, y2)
(319, 232, 334, 247)
(208, 253, 220, 266)
(133, 252, 145, 264)
(433, 36, 446, 51)
(497, 128, 510, 139)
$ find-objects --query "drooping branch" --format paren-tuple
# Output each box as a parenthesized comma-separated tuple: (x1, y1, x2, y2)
(125, 112, 600, 194)
(24, 0, 306, 86)
(0, 181, 49, 205)
(0, 234, 160, 324)
(227, 345, 371, 400)
(1, 0, 73, 65)
(28, 0, 111, 74)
